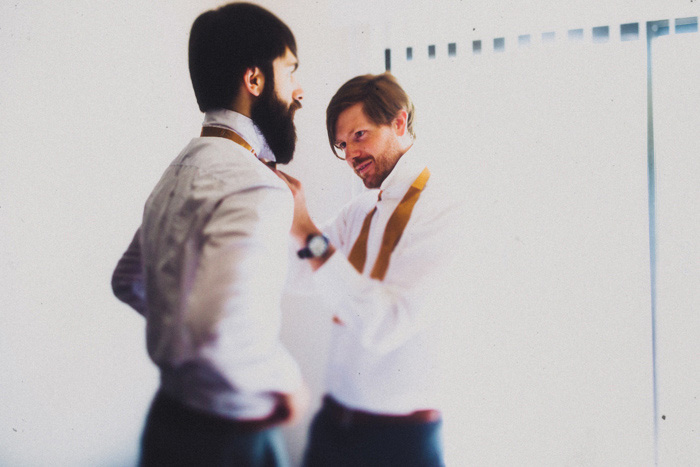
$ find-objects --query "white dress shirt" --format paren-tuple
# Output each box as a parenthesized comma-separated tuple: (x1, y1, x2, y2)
(113, 109, 302, 419)
(313, 141, 464, 415)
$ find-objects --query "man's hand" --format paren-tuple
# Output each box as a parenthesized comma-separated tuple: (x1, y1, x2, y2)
(275, 170, 318, 244)
(279, 383, 311, 426)
(275, 170, 336, 270)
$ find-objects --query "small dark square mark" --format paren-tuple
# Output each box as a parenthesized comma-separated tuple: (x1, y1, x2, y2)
(621, 23, 639, 41)
(568, 28, 584, 41)
(676, 17, 698, 34)
(542, 31, 556, 43)
(592, 25, 610, 43)
(494, 37, 505, 51)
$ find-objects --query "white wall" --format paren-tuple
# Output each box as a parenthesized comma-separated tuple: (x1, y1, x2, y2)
(1, 1, 697, 466)
(0, 1, 368, 465)
(653, 31, 700, 466)
(397, 39, 654, 465)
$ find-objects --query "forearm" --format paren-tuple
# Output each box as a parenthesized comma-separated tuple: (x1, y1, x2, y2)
(313, 213, 458, 353)
(313, 252, 429, 353)
(292, 225, 337, 271)
(275, 169, 337, 270)
(111, 228, 147, 316)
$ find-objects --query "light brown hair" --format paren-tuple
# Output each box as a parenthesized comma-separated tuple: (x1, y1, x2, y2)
(326, 73, 415, 158)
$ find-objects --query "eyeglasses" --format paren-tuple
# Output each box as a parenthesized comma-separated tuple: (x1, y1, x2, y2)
(332, 147, 347, 161)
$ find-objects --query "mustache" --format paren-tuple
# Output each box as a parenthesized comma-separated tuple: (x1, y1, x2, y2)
(290, 100, 302, 113)
(352, 157, 372, 169)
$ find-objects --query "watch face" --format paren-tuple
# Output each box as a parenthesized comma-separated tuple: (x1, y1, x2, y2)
(308, 235, 328, 257)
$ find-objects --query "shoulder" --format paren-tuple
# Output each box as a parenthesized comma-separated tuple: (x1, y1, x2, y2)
(337, 189, 380, 220)
(179, 137, 289, 195)
(409, 167, 466, 231)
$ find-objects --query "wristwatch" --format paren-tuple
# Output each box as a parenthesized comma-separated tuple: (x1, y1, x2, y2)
(297, 233, 330, 259)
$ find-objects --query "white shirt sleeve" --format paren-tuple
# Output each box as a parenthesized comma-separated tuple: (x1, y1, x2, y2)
(188, 186, 303, 396)
(314, 198, 463, 355)
(111, 228, 147, 316)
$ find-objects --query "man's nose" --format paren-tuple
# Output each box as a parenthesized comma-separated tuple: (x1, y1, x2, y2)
(345, 142, 360, 162)
(292, 85, 303, 104)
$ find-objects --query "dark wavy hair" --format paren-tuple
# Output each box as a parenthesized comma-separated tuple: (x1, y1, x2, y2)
(188, 3, 297, 112)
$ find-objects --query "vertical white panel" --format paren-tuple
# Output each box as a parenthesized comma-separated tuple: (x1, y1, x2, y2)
(653, 31, 700, 467)
(0, 2, 205, 465)
(392, 32, 654, 465)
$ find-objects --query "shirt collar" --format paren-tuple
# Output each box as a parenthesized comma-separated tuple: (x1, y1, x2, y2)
(378, 140, 426, 199)
(202, 108, 276, 163)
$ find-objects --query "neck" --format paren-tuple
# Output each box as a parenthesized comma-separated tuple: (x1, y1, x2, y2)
(229, 94, 254, 118)
(394, 138, 414, 161)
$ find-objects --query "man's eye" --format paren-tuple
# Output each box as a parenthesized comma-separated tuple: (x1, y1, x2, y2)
(355, 131, 365, 139)
(337, 142, 346, 150)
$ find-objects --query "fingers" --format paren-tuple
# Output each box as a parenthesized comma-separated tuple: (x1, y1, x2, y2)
(275, 170, 299, 183)
(274, 168, 290, 183)
(273, 168, 288, 183)
(275, 169, 302, 191)
(276, 384, 310, 426)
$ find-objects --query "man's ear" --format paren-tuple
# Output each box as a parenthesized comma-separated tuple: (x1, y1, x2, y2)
(393, 109, 409, 136)
(243, 66, 265, 97)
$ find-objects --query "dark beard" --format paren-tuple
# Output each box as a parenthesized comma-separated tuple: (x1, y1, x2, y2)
(250, 82, 300, 165)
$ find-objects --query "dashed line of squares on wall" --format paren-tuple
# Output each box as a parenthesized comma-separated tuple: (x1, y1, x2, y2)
(385, 16, 698, 70)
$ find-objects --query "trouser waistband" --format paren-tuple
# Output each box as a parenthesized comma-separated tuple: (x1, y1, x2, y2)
(321, 395, 441, 428)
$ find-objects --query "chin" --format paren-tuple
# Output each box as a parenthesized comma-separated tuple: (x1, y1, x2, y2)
(363, 179, 379, 189)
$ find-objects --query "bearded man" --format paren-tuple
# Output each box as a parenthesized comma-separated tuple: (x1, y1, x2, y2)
(111, 3, 307, 465)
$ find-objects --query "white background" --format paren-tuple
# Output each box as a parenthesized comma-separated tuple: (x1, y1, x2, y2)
(1, 1, 697, 465)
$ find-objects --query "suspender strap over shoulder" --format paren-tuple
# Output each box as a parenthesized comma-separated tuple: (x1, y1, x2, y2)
(348, 167, 431, 281)
(200, 126, 256, 155)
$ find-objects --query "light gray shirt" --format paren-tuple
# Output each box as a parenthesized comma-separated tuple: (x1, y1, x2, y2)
(113, 109, 301, 419)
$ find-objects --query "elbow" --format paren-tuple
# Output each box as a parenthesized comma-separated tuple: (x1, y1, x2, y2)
(110, 269, 121, 298)
(111, 268, 147, 316)
(111, 266, 131, 301)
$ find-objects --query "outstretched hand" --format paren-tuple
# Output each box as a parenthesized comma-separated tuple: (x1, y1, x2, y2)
(275, 170, 319, 244)
(280, 383, 311, 426)
(275, 170, 335, 269)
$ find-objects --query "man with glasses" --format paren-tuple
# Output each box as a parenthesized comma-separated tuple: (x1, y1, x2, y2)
(278, 73, 463, 466)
